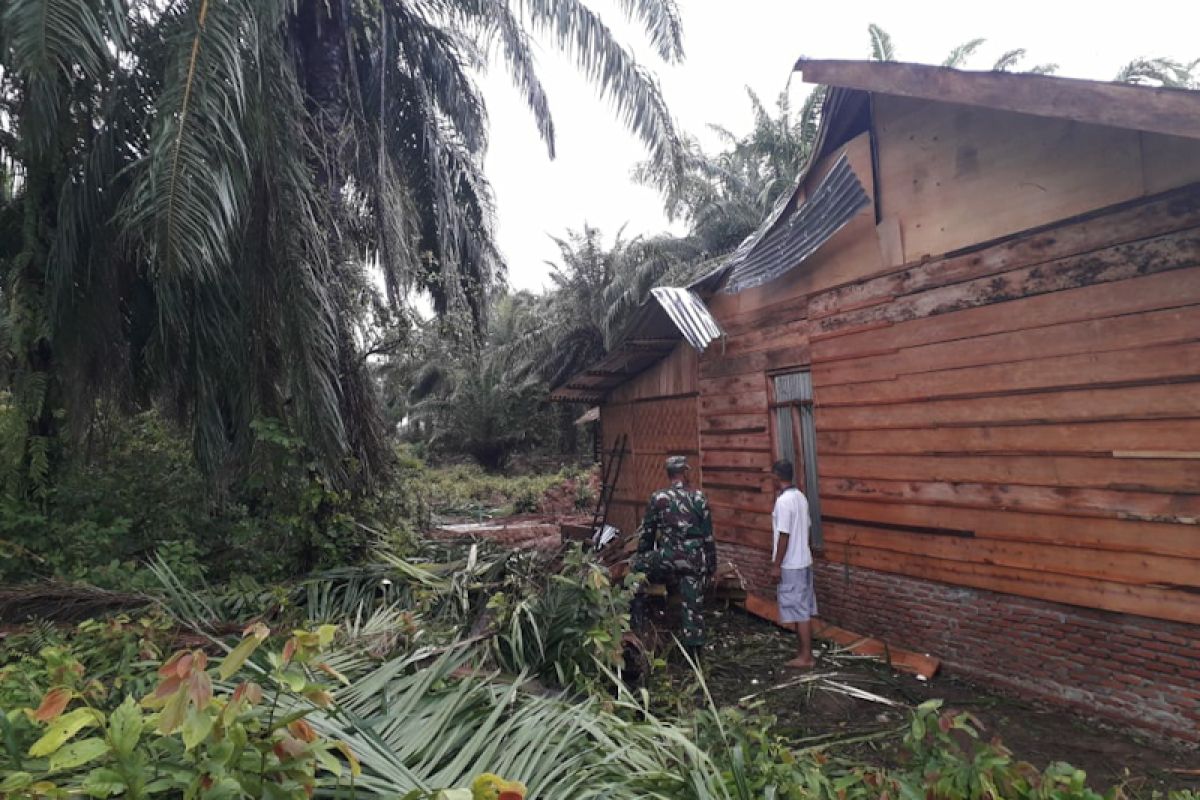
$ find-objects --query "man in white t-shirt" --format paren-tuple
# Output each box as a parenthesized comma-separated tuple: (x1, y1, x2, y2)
(770, 459, 817, 669)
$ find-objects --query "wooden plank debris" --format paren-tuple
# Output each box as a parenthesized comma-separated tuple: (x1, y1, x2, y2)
(741, 593, 940, 679)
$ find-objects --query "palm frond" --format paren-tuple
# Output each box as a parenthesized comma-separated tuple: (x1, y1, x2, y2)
(611, 0, 685, 63)
(942, 37, 985, 68)
(1, 0, 125, 156)
(992, 48, 1025, 72)
(1115, 56, 1199, 87)
(479, 0, 556, 156)
(868, 23, 894, 62)
(390, 3, 489, 155)
(516, 0, 685, 187)
(313, 647, 731, 798)
(122, 0, 253, 293)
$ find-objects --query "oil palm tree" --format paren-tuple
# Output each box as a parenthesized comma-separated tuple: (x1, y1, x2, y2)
(538, 225, 630, 389)
(0, 0, 686, 493)
(406, 292, 549, 470)
(633, 85, 823, 269)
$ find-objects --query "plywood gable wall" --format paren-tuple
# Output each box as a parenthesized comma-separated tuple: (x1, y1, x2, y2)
(874, 94, 1200, 262)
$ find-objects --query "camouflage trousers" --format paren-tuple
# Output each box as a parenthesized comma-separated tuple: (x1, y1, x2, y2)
(630, 548, 706, 648)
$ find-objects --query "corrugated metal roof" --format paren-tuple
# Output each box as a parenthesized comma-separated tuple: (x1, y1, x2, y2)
(649, 287, 723, 351)
(722, 154, 870, 294)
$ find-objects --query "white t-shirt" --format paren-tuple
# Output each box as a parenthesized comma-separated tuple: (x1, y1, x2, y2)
(772, 486, 812, 570)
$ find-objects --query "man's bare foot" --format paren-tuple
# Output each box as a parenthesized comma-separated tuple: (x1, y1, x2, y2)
(784, 656, 815, 669)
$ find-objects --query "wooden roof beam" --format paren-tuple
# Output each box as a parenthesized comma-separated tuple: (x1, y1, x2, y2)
(795, 59, 1200, 141)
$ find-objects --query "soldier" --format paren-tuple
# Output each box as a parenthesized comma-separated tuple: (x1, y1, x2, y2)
(629, 455, 717, 654)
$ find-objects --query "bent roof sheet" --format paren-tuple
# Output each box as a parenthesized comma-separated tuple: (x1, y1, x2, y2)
(649, 287, 723, 350)
(688, 86, 870, 296)
(721, 154, 870, 294)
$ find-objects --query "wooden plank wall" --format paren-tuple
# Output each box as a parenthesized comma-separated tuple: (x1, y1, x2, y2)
(695, 185, 1200, 625)
(601, 345, 700, 536)
(807, 184, 1200, 625)
(696, 301, 811, 551)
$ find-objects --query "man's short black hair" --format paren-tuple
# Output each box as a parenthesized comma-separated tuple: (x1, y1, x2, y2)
(772, 459, 794, 482)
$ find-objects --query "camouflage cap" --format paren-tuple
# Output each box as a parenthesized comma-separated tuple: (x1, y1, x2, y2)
(665, 455, 690, 472)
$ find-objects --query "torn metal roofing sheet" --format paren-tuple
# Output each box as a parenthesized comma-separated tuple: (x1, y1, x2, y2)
(722, 154, 870, 294)
(649, 287, 723, 351)
(688, 88, 869, 296)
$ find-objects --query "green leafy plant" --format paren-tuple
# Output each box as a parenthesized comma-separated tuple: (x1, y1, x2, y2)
(1, 624, 360, 799)
(487, 546, 632, 690)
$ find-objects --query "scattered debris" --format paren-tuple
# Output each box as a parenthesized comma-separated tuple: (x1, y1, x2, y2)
(823, 679, 906, 707)
(738, 672, 839, 704)
(741, 594, 940, 679)
(430, 517, 582, 551)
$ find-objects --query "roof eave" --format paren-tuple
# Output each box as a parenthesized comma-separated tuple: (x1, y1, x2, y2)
(548, 289, 723, 403)
(794, 58, 1200, 141)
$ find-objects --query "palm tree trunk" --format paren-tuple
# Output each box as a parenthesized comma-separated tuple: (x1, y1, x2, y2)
(289, 0, 389, 490)
(10, 159, 63, 497)
(293, 0, 349, 210)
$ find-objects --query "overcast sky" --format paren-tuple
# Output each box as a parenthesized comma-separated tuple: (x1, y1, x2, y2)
(478, 0, 1200, 293)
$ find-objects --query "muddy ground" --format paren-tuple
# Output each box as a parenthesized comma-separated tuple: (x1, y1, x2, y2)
(646, 606, 1199, 795)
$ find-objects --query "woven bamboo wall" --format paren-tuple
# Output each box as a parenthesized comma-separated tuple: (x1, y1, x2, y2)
(601, 394, 700, 537)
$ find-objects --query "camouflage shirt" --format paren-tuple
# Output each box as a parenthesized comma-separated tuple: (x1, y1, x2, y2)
(637, 480, 717, 574)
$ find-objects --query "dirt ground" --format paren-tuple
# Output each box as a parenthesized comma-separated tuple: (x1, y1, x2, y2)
(650, 606, 1199, 795)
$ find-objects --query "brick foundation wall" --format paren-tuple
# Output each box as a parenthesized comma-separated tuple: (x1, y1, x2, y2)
(814, 560, 1200, 741)
(717, 542, 1200, 741)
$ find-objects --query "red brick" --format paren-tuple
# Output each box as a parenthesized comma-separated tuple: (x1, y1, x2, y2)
(1154, 631, 1192, 646)
(1155, 653, 1193, 670)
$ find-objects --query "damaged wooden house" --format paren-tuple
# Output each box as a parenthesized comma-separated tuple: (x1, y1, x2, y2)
(551, 60, 1200, 739)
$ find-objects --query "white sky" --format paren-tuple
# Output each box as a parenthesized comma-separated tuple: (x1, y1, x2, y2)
(478, 0, 1200, 293)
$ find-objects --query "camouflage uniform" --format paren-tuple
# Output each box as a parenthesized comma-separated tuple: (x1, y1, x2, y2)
(630, 462, 717, 648)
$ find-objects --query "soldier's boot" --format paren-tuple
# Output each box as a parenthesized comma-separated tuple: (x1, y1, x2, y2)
(629, 592, 649, 632)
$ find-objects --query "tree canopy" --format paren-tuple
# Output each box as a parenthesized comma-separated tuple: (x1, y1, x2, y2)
(0, 0, 685, 493)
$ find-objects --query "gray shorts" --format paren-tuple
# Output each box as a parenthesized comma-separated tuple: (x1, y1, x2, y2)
(777, 567, 818, 623)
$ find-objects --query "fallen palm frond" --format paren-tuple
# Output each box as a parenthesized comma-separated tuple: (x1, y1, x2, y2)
(147, 542, 505, 634)
(0, 582, 149, 623)
(309, 645, 731, 799)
